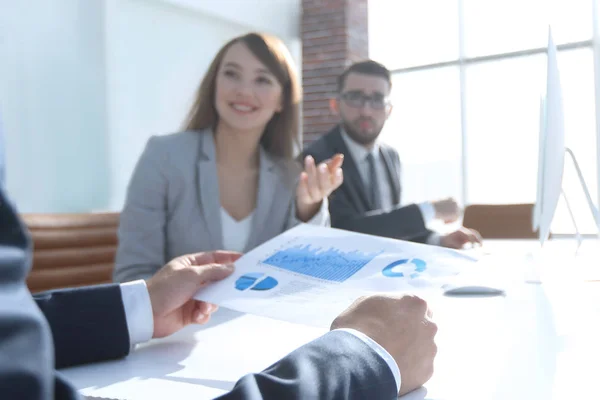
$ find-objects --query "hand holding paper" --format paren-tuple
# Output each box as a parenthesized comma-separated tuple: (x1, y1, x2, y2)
(147, 251, 241, 338)
(195, 225, 479, 328)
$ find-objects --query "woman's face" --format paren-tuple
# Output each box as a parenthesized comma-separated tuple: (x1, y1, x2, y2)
(215, 42, 284, 134)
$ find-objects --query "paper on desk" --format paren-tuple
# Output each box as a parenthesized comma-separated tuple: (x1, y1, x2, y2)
(195, 224, 479, 328)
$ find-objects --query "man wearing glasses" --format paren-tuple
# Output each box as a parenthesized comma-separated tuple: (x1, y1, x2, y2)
(303, 60, 481, 248)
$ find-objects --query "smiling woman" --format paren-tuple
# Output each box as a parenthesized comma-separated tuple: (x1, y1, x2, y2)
(113, 33, 345, 283)
(184, 33, 300, 160)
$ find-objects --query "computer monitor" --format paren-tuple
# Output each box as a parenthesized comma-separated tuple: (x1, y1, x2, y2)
(532, 96, 546, 235)
(532, 28, 566, 245)
(533, 28, 600, 245)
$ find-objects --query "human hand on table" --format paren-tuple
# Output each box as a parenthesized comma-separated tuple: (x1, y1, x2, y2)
(146, 251, 241, 338)
(331, 294, 438, 396)
(440, 227, 483, 249)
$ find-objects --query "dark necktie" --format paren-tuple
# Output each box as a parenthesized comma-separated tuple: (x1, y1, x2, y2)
(366, 153, 381, 210)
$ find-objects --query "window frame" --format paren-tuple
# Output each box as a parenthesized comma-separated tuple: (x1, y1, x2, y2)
(378, 0, 600, 235)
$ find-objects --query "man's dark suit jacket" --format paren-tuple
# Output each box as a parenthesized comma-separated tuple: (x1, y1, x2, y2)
(0, 187, 397, 399)
(303, 125, 433, 243)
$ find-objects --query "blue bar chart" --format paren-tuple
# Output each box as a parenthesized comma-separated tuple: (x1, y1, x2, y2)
(262, 244, 382, 282)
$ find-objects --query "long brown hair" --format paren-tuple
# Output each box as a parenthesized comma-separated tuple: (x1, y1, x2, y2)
(182, 33, 301, 160)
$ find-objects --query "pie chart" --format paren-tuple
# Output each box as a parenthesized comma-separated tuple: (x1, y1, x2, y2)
(382, 258, 427, 279)
(235, 272, 278, 291)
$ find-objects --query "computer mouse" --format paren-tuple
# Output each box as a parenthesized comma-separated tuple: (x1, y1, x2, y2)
(443, 284, 506, 297)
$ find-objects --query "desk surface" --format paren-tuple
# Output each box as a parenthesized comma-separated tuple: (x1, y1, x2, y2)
(62, 240, 600, 400)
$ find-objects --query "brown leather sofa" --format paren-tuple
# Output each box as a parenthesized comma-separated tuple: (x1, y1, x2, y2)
(21, 213, 119, 293)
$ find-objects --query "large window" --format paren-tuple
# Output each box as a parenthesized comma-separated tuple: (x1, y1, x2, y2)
(370, 0, 599, 234)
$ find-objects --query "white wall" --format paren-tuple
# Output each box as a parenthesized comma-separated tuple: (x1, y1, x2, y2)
(159, 0, 301, 39)
(0, 0, 110, 212)
(0, 0, 302, 212)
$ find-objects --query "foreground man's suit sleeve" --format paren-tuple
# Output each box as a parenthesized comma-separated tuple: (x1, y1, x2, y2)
(215, 330, 398, 400)
(34, 284, 130, 369)
(0, 187, 130, 399)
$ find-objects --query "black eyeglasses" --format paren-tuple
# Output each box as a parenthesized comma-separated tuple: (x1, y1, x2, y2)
(340, 91, 390, 110)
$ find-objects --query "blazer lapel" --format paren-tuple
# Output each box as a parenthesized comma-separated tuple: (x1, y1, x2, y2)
(196, 132, 224, 250)
(328, 127, 372, 210)
(245, 147, 278, 251)
(380, 148, 401, 205)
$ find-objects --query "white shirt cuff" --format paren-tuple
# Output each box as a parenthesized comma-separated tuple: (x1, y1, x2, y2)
(426, 232, 442, 246)
(305, 201, 330, 226)
(294, 197, 331, 227)
(333, 328, 401, 393)
(417, 201, 436, 226)
(120, 280, 154, 347)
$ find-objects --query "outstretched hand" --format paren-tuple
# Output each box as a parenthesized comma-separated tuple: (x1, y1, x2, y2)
(296, 154, 344, 222)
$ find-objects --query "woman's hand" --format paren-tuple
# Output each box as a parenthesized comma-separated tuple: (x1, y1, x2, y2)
(295, 154, 344, 222)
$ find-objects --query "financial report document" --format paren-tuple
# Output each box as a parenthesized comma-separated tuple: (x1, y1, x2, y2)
(195, 224, 480, 327)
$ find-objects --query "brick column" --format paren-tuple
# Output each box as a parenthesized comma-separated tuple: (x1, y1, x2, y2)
(301, 0, 369, 145)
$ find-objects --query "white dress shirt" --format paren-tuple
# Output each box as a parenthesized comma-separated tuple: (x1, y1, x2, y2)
(340, 129, 441, 245)
(119, 281, 401, 393)
(221, 208, 254, 253)
(219, 198, 330, 253)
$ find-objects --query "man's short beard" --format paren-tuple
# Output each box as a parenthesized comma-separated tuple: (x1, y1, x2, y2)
(342, 121, 382, 147)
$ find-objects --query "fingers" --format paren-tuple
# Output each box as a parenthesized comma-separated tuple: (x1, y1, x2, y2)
(197, 301, 217, 315)
(297, 172, 310, 202)
(330, 166, 344, 192)
(458, 228, 482, 246)
(446, 228, 482, 250)
(370, 293, 429, 313)
(300, 156, 322, 203)
(192, 301, 219, 324)
(190, 250, 243, 266)
(192, 307, 210, 324)
(326, 154, 344, 189)
(325, 153, 344, 171)
(304, 156, 322, 200)
(192, 309, 206, 323)
(301, 155, 344, 204)
(210, 250, 244, 264)
(317, 162, 331, 194)
(317, 163, 331, 195)
(441, 230, 464, 249)
(469, 229, 483, 245)
(189, 262, 235, 284)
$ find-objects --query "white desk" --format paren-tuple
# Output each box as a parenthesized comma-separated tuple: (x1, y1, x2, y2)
(62, 240, 600, 400)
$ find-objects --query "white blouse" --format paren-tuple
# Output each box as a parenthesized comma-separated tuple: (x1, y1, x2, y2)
(220, 207, 254, 253)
